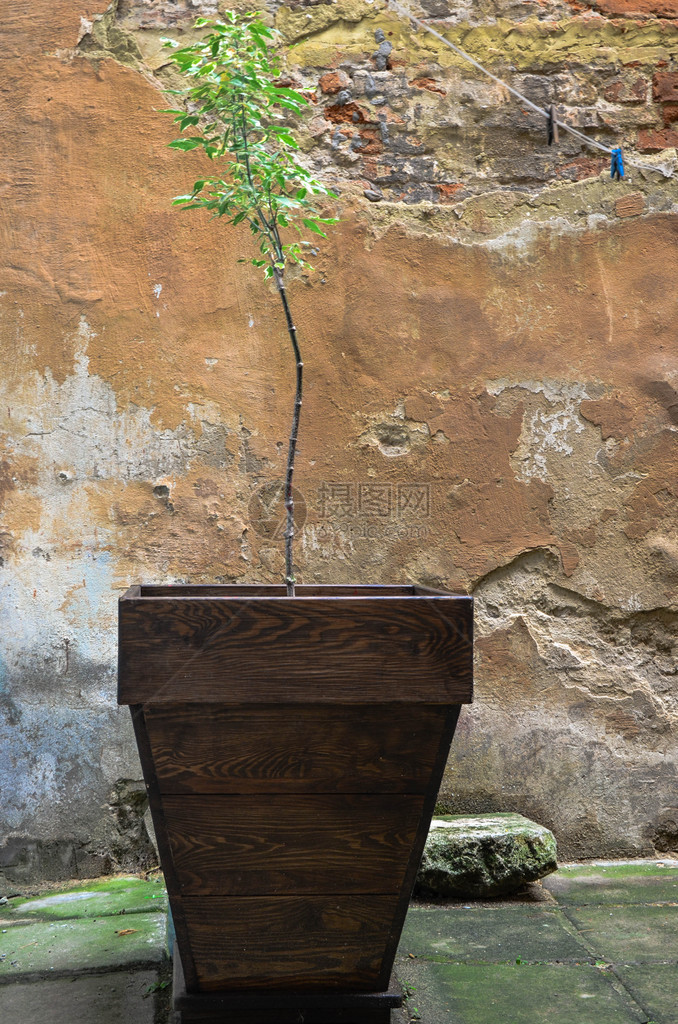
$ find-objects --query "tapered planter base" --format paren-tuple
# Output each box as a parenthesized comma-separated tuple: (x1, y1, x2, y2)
(119, 585, 473, 1010)
(173, 946, 403, 1024)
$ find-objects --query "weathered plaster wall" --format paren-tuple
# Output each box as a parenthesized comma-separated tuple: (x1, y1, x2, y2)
(0, 0, 677, 880)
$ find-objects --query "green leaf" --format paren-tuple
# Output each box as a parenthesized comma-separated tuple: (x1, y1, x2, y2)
(302, 218, 328, 237)
(163, 11, 338, 270)
(168, 138, 202, 151)
(273, 86, 309, 103)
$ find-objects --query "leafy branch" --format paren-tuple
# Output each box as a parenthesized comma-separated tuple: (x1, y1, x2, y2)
(162, 12, 338, 594)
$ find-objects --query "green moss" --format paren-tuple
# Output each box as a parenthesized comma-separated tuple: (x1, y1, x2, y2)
(2, 876, 167, 923)
(543, 860, 678, 906)
(0, 913, 166, 978)
(556, 861, 678, 879)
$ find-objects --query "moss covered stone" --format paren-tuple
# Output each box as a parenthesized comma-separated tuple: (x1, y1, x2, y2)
(415, 813, 558, 899)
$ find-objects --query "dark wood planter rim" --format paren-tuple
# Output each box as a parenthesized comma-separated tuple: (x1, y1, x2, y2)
(118, 583, 473, 706)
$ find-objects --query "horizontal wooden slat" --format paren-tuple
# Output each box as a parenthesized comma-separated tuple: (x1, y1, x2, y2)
(163, 794, 423, 896)
(180, 895, 395, 991)
(118, 591, 473, 704)
(144, 704, 449, 794)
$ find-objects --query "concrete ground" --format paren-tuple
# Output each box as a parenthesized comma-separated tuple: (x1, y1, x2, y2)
(1, 862, 677, 1023)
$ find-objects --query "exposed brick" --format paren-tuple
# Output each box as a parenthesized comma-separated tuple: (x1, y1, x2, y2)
(603, 77, 648, 104)
(574, 0, 678, 15)
(437, 182, 464, 202)
(324, 102, 368, 124)
(318, 70, 350, 95)
(355, 128, 383, 154)
(409, 77, 447, 96)
(637, 127, 678, 151)
(615, 193, 646, 219)
(662, 103, 678, 125)
(652, 71, 678, 103)
(556, 156, 608, 181)
(381, 108, 406, 125)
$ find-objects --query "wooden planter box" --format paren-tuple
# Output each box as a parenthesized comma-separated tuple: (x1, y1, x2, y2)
(118, 584, 473, 1024)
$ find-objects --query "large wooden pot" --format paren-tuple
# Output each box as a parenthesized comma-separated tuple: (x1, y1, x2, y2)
(118, 584, 473, 1023)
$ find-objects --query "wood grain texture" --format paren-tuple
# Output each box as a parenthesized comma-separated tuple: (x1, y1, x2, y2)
(180, 895, 395, 991)
(162, 794, 423, 895)
(118, 588, 473, 705)
(145, 704, 449, 794)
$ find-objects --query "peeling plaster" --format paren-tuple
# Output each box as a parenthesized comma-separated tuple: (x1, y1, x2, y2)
(488, 380, 590, 483)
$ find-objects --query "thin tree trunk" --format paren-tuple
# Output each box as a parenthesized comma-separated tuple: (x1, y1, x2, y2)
(274, 270, 302, 597)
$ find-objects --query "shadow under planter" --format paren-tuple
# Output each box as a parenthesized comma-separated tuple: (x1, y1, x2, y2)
(118, 584, 473, 1024)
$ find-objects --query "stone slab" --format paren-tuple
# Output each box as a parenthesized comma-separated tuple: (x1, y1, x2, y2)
(415, 813, 557, 899)
(0, 970, 158, 1024)
(395, 959, 645, 1024)
(616, 964, 678, 1024)
(400, 905, 590, 963)
(565, 904, 678, 963)
(0, 876, 167, 923)
(0, 913, 166, 980)
(543, 862, 678, 906)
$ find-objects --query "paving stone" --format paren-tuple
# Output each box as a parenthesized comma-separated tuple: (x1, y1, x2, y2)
(0, 913, 166, 980)
(415, 813, 558, 899)
(565, 904, 678, 963)
(400, 905, 590, 963)
(616, 964, 678, 1024)
(395, 959, 645, 1024)
(0, 876, 167, 923)
(0, 970, 158, 1024)
(543, 862, 678, 906)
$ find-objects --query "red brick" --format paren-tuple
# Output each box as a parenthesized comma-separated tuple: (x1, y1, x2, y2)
(356, 128, 383, 155)
(574, 0, 678, 15)
(662, 103, 678, 125)
(603, 77, 648, 103)
(323, 102, 367, 124)
(437, 183, 463, 202)
(615, 193, 646, 219)
(637, 127, 678, 151)
(318, 70, 350, 95)
(556, 156, 608, 181)
(652, 71, 678, 103)
(409, 77, 447, 96)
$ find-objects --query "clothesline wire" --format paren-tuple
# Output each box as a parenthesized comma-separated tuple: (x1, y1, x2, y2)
(387, 0, 672, 178)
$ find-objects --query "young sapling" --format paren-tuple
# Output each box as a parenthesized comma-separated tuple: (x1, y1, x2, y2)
(162, 12, 337, 595)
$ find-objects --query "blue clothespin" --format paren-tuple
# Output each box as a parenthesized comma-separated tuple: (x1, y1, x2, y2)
(610, 147, 624, 180)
